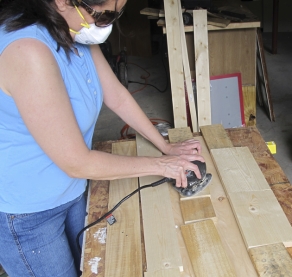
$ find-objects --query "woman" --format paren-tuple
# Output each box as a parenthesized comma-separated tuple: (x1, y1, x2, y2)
(0, 0, 204, 276)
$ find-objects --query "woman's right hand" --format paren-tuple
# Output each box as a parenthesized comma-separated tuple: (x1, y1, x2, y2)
(156, 154, 205, 188)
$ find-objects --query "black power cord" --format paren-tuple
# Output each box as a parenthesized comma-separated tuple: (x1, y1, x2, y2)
(76, 177, 172, 254)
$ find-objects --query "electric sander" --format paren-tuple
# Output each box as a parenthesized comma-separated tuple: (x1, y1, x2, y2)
(169, 160, 212, 197)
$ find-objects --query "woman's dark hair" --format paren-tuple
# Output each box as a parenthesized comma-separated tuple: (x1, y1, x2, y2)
(0, 0, 107, 55)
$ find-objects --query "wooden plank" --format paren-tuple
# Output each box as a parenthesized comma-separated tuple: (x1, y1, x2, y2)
(105, 141, 142, 277)
(193, 10, 212, 127)
(144, 268, 181, 277)
(225, 127, 289, 186)
(163, 0, 187, 128)
(140, 7, 160, 17)
(185, 137, 257, 276)
(161, 21, 261, 33)
(211, 147, 271, 193)
(207, 16, 230, 28)
(136, 134, 183, 273)
(180, 197, 216, 224)
(228, 190, 292, 249)
(178, 4, 198, 132)
(249, 243, 292, 277)
(200, 124, 233, 151)
(168, 127, 193, 143)
(181, 220, 236, 277)
(242, 86, 256, 126)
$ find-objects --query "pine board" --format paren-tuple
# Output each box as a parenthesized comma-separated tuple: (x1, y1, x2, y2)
(180, 197, 216, 224)
(105, 141, 142, 277)
(163, 0, 187, 128)
(136, 134, 183, 273)
(168, 127, 193, 143)
(200, 124, 233, 150)
(228, 190, 292, 249)
(193, 10, 212, 127)
(181, 220, 236, 277)
(249, 243, 292, 277)
(184, 137, 258, 276)
(211, 147, 271, 192)
(178, 4, 198, 132)
(144, 268, 181, 277)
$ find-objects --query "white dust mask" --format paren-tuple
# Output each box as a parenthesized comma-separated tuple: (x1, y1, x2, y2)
(74, 24, 113, 45)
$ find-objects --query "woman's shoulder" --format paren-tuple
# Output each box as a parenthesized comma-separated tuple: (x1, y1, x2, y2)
(0, 24, 57, 55)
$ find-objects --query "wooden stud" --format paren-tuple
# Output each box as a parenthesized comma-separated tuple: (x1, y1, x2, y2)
(178, 3, 198, 132)
(163, 0, 187, 128)
(193, 10, 212, 127)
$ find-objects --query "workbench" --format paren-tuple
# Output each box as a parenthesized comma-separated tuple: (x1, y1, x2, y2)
(81, 126, 292, 276)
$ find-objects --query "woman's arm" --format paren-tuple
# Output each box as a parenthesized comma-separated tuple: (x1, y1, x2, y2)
(90, 45, 202, 157)
(0, 39, 202, 187)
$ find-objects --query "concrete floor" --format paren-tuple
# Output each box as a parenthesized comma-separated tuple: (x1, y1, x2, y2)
(93, 32, 292, 184)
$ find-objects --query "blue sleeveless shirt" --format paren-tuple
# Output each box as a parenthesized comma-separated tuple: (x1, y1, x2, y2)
(0, 24, 103, 213)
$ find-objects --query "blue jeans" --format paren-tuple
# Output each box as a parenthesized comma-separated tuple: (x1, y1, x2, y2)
(0, 193, 86, 277)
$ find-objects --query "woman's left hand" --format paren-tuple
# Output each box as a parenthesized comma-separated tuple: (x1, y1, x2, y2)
(163, 139, 202, 156)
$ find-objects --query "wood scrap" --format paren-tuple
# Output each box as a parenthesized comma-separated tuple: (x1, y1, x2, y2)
(249, 243, 292, 277)
(180, 197, 216, 224)
(181, 220, 236, 277)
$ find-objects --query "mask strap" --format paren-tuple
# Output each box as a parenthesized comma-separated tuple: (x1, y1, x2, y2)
(74, 5, 90, 29)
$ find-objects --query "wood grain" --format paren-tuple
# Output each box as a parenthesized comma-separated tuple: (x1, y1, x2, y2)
(180, 197, 216, 224)
(104, 141, 142, 277)
(200, 124, 233, 150)
(178, 3, 198, 132)
(242, 86, 256, 126)
(193, 10, 212, 127)
(144, 268, 181, 277)
(163, 0, 187, 128)
(249, 243, 292, 277)
(136, 134, 183, 273)
(211, 147, 271, 192)
(168, 127, 193, 143)
(189, 137, 258, 276)
(228, 190, 292, 249)
(181, 220, 236, 277)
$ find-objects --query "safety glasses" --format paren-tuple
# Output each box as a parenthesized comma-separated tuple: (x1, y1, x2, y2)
(78, 0, 125, 27)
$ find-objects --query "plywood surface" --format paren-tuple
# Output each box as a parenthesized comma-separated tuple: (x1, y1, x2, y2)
(105, 141, 142, 277)
(181, 220, 236, 277)
(249, 243, 292, 277)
